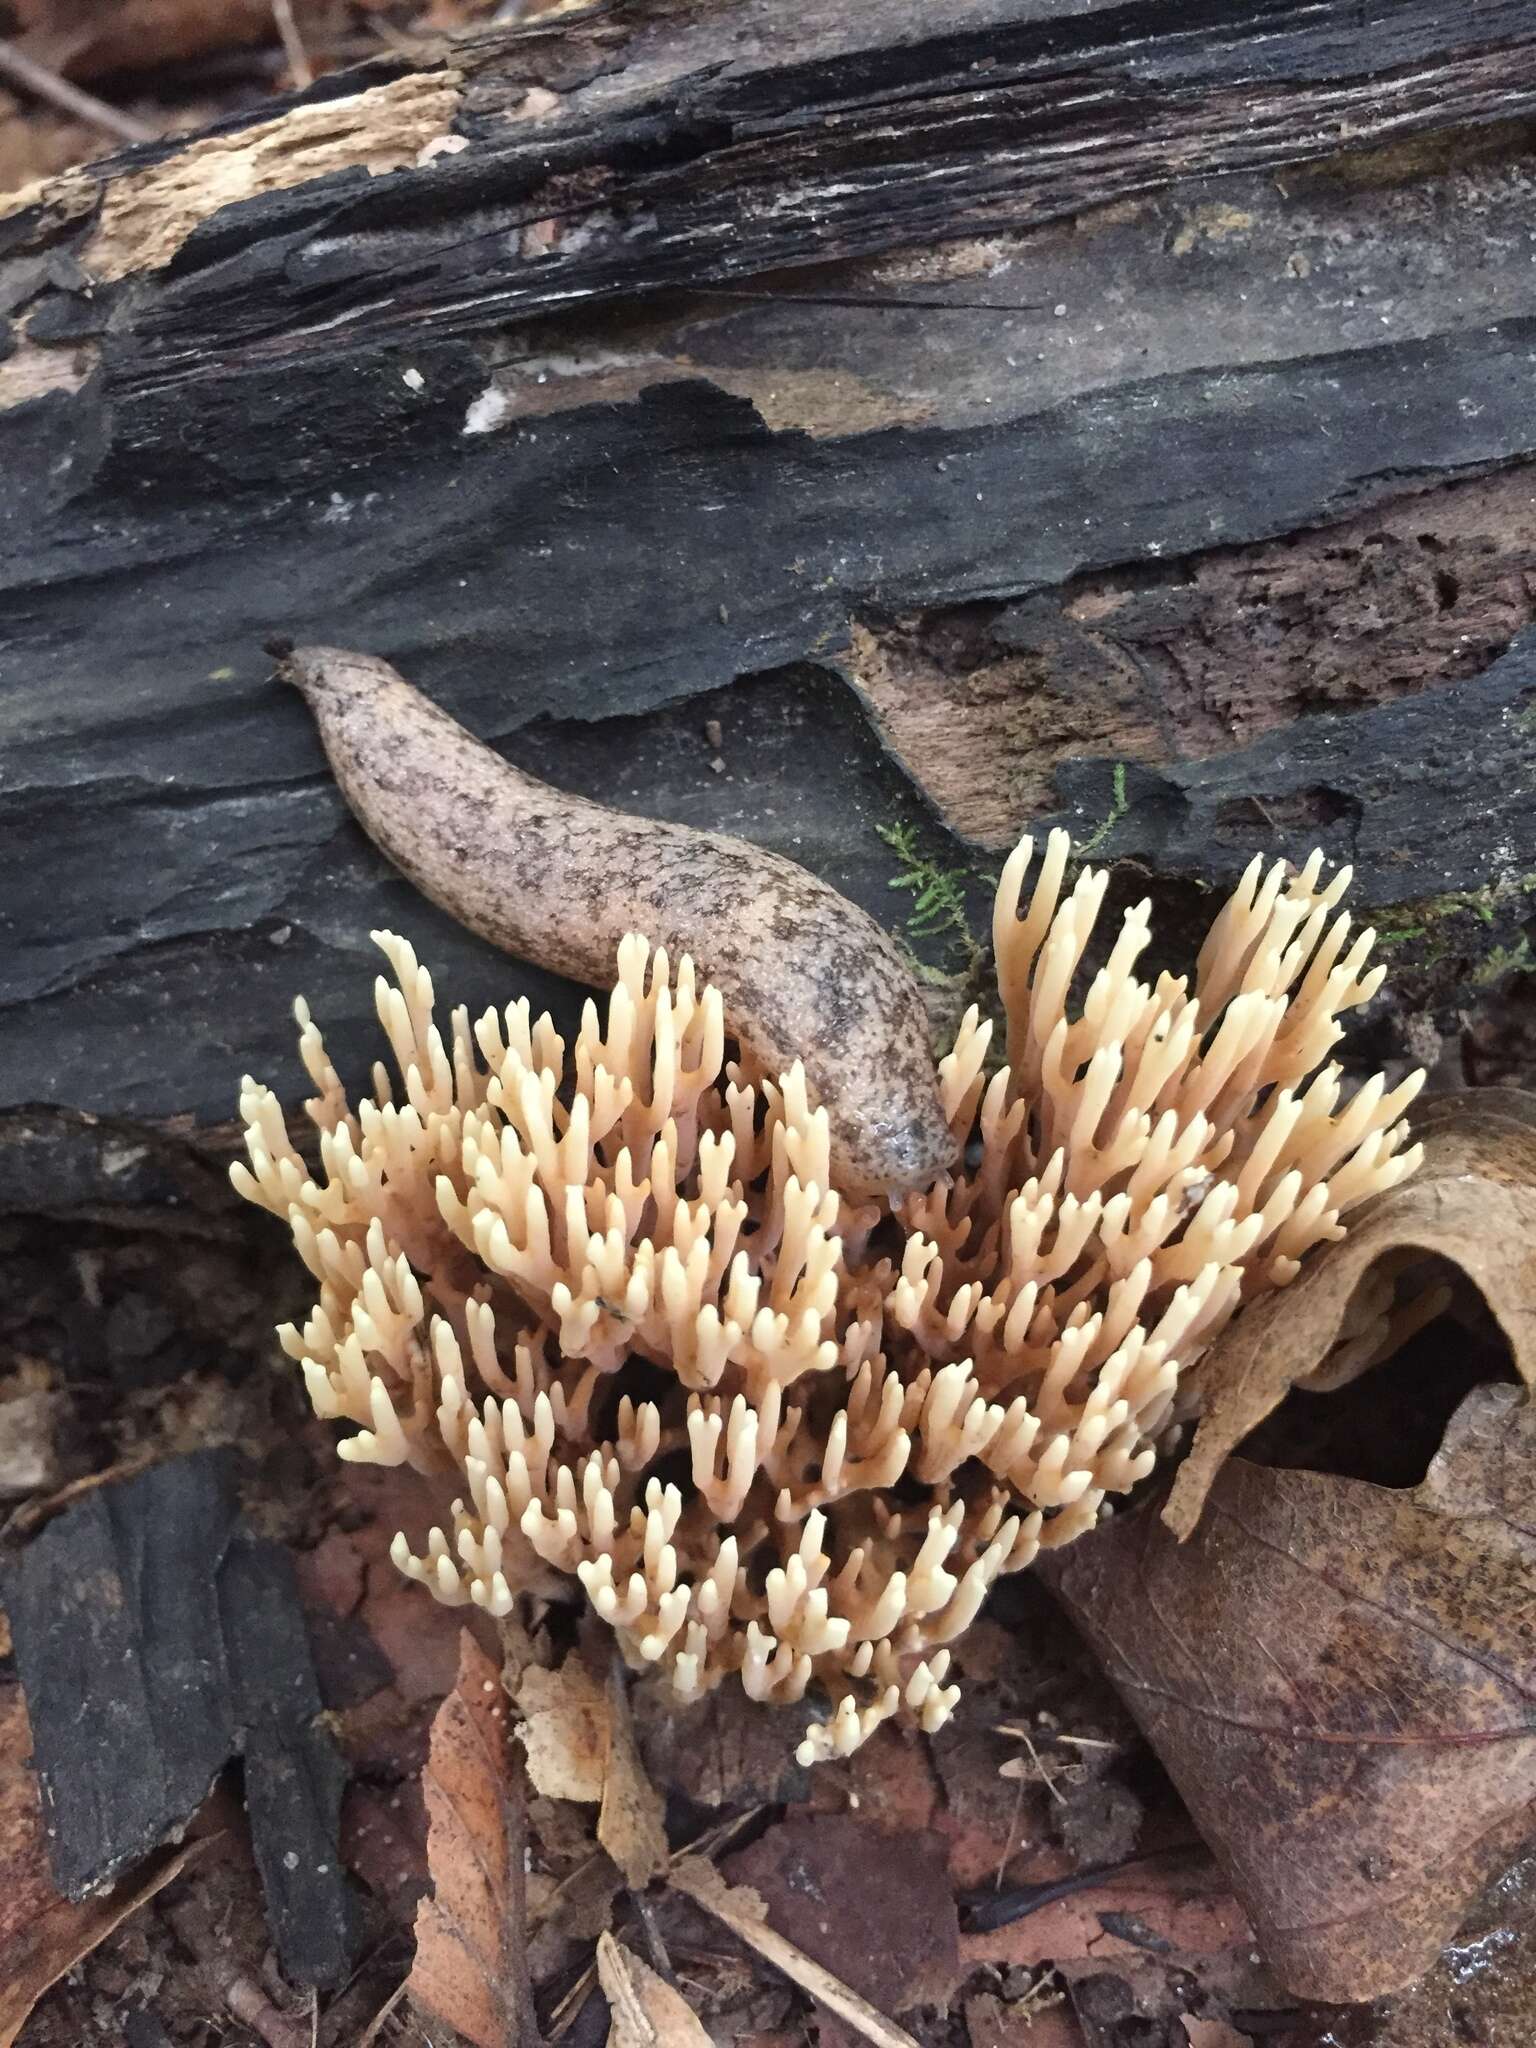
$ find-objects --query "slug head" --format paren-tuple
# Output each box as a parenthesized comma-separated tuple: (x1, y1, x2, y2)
(826, 1080, 959, 1199)
(271, 642, 398, 711)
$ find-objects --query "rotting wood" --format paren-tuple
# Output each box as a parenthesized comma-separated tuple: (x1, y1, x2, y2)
(2, 1450, 355, 1988)
(82, 68, 465, 281)
(2, 0, 1535, 1150)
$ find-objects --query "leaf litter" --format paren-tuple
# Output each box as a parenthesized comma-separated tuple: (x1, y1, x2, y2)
(13, 1094, 1536, 2044)
(1046, 1089, 1536, 2005)
(425, 1090, 1536, 2039)
(408, 1630, 537, 2048)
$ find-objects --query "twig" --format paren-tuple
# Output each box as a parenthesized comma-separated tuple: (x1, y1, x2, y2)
(271, 0, 315, 88)
(993, 1772, 1027, 1892)
(357, 1979, 407, 2048)
(998, 1728, 1067, 1804)
(671, 1859, 922, 2048)
(0, 38, 155, 145)
(548, 1959, 599, 2040)
(631, 1889, 676, 1983)
(670, 1804, 767, 1866)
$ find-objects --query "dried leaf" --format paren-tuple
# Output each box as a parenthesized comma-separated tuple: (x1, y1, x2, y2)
(1046, 1382, 1536, 2002)
(670, 1857, 923, 2048)
(1166, 1097, 1536, 1539)
(0, 1836, 207, 2048)
(959, 1860, 1251, 1974)
(520, 1656, 610, 1804)
(596, 1931, 712, 2048)
(597, 1659, 668, 1890)
(633, 1681, 810, 1809)
(1180, 2021, 1253, 2048)
(0, 1678, 212, 2043)
(517, 1650, 666, 1888)
(409, 1630, 534, 2048)
(964, 1990, 1081, 2048)
(0, 1685, 56, 1964)
(724, 1812, 959, 2009)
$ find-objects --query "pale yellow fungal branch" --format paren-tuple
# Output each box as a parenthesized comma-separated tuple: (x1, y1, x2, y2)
(233, 833, 1421, 1763)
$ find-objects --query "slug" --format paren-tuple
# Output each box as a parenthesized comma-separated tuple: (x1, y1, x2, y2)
(276, 644, 957, 1195)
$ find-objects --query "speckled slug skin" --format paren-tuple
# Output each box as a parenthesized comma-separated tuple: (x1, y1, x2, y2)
(279, 646, 957, 1195)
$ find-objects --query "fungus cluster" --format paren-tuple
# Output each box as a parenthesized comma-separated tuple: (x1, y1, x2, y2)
(234, 832, 1421, 1763)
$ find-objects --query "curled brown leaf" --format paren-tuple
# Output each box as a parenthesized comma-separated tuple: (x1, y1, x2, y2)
(408, 1631, 537, 2048)
(517, 1649, 667, 1890)
(1039, 1094, 1536, 2002)
(1046, 1382, 1536, 2001)
(519, 1656, 610, 1806)
(1166, 1094, 1536, 1540)
(0, 1680, 214, 2046)
(0, 1836, 208, 2048)
(597, 1659, 669, 1891)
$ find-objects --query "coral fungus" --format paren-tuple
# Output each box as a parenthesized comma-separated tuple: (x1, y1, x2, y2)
(234, 832, 1421, 1763)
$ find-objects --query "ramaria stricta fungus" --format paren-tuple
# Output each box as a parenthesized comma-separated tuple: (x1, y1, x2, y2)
(233, 831, 1422, 1765)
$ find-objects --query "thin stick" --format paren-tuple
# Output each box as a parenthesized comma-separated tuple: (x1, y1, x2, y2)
(547, 1960, 599, 2040)
(357, 1980, 407, 2048)
(271, 0, 314, 89)
(671, 1860, 922, 2048)
(993, 1773, 1026, 1892)
(0, 39, 155, 145)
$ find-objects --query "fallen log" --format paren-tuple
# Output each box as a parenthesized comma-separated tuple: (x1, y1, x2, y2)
(3, 0, 1535, 1173)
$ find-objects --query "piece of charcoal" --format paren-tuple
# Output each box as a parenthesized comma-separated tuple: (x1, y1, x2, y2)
(3, 1448, 356, 1986)
(219, 1526, 357, 1987)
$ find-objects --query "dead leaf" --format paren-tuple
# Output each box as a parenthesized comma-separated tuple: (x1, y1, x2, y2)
(1, 1829, 207, 2048)
(520, 1655, 611, 1804)
(1166, 1096, 1536, 1539)
(598, 1659, 668, 1890)
(724, 1812, 959, 2010)
(0, 1678, 212, 2041)
(14, 0, 309, 78)
(958, 1859, 1251, 1976)
(1045, 1381, 1536, 2002)
(0, 1684, 57, 1963)
(517, 1649, 667, 1888)
(596, 1930, 712, 2048)
(408, 1630, 535, 2048)
(670, 1857, 924, 2048)
(1335, 1836, 1536, 2046)
(0, 1846, 208, 2046)
(964, 1990, 1080, 2048)
(634, 1679, 812, 1809)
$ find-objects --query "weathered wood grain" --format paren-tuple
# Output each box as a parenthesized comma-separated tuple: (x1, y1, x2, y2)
(3, 0, 1535, 1147)
(3, 1451, 355, 1986)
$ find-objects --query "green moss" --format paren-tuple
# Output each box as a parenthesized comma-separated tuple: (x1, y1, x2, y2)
(876, 757, 1134, 1000)
(1471, 937, 1534, 988)
(876, 820, 978, 963)
(1074, 761, 1128, 862)
(1374, 870, 1536, 970)
(874, 819, 999, 1007)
